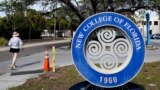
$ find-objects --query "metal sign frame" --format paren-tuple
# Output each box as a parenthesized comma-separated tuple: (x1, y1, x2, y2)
(71, 12, 145, 88)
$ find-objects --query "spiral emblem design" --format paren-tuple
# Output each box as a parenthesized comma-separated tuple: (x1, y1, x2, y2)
(113, 39, 130, 57)
(98, 28, 116, 43)
(100, 54, 118, 71)
(85, 27, 132, 74)
(86, 41, 102, 58)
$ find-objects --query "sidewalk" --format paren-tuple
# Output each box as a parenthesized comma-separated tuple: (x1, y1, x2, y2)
(0, 39, 72, 90)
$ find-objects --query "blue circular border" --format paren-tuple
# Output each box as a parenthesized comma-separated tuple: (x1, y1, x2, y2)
(72, 12, 145, 88)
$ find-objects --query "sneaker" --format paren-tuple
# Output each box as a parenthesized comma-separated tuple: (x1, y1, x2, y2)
(10, 65, 17, 70)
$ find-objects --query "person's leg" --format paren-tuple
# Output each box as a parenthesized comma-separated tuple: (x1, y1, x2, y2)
(11, 53, 18, 68)
(10, 53, 14, 67)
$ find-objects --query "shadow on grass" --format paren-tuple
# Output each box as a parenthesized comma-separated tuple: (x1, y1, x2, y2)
(70, 81, 145, 90)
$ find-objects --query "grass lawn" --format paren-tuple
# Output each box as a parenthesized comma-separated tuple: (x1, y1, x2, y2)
(9, 61, 160, 90)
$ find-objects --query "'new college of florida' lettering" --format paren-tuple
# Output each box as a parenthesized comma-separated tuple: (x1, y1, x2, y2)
(75, 15, 141, 50)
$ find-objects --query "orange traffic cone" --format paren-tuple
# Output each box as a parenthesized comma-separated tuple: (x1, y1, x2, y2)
(43, 49, 50, 72)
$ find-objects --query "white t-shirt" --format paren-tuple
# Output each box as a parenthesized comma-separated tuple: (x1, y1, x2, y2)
(8, 37, 23, 49)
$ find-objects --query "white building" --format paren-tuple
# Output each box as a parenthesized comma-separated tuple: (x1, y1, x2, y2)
(138, 16, 160, 37)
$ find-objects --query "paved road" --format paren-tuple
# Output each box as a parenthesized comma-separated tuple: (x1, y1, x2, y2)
(143, 39, 160, 62)
(145, 49, 160, 62)
(151, 39, 160, 48)
(0, 40, 70, 63)
(0, 39, 71, 75)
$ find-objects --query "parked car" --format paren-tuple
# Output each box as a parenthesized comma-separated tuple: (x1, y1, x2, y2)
(151, 34, 160, 39)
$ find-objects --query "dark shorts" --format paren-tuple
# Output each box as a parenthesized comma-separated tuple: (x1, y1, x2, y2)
(10, 48, 20, 53)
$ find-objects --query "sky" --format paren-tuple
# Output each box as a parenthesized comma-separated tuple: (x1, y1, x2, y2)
(0, 0, 5, 17)
(0, 0, 44, 17)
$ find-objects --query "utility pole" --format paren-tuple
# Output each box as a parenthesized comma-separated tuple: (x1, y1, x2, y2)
(54, 0, 57, 40)
(23, 0, 31, 43)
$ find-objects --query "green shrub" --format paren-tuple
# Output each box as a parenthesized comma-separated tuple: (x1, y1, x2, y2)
(0, 37, 8, 46)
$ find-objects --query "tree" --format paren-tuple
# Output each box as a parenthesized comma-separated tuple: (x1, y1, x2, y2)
(1, 0, 160, 38)
(0, 0, 46, 39)
(0, 17, 11, 39)
(38, 0, 160, 30)
(31, 0, 158, 37)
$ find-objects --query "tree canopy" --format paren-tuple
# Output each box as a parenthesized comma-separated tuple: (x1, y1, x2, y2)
(41, 0, 160, 23)
(0, 0, 160, 39)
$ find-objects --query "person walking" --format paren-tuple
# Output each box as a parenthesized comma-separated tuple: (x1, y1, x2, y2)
(8, 31, 23, 70)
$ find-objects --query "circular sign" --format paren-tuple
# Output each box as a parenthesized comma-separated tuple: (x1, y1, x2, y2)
(71, 12, 145, 88)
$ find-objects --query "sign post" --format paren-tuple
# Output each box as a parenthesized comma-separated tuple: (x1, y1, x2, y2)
(52, 46, 56, 72)
(71, 12, 145, 88)
(146, 13, 151, 45)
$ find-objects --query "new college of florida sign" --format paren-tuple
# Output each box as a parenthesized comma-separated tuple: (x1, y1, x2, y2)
(71, 12, 145, 88)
